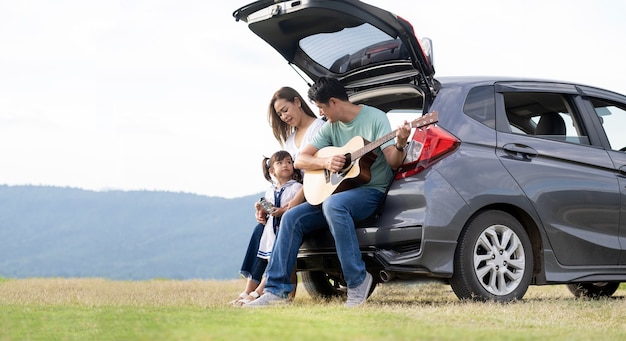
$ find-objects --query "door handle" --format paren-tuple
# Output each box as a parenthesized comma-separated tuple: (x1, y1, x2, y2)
(502, 143, 538, 160)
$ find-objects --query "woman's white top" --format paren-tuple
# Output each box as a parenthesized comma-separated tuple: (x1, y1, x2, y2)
(284, 118, 325, 161)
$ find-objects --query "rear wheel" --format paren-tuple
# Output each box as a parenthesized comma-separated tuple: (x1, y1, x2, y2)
(301, 271, 347, 299)
(300, 270, 377, 299)
(566, 282, 620, 298)
(450, 210, 533, 302)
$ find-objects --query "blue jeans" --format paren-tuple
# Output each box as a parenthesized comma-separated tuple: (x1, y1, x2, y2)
(239, 223, 265, 283)
(264, 187, 384, 297)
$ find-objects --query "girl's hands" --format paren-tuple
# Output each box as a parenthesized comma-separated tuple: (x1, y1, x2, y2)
(257, 195, 302, 221)
(254, 202, 267, 224)
(269, 206, 287, 218)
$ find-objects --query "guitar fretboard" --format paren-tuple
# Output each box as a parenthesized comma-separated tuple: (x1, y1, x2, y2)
(351, 111, 438, 160)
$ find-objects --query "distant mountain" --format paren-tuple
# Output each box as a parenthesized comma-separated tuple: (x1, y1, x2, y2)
(0, 185, 262, 280)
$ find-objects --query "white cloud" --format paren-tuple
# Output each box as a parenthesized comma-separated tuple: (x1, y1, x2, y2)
(1, 0, 625, 198)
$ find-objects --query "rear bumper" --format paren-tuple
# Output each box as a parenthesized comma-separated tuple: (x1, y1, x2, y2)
(297, 224, 456, 280)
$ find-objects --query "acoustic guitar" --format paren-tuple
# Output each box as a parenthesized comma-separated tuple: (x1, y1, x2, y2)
(303, 111, 438, 205)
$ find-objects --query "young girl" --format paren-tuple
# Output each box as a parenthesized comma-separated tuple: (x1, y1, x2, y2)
(233, 150, 303, 306)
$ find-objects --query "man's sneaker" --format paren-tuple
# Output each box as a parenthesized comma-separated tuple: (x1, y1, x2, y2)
(242, 292, 288, 308)
(345, 272, 373, 307)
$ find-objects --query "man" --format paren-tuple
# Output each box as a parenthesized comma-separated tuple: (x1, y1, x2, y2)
(245, 77, 410, 307)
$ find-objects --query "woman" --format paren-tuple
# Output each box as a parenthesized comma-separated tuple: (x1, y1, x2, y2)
(232, 87, 325, 305)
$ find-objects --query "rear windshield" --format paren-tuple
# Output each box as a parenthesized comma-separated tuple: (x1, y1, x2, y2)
(299, 23, 408, 73)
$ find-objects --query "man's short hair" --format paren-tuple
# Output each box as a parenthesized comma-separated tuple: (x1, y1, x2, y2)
(308, 77, 349, 103)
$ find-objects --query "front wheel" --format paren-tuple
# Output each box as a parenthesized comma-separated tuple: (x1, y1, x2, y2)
(450, 210, 533, 302)
(567, 282, 620, 298)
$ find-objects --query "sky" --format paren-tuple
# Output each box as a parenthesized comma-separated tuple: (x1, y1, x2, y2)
(1, 0, 625, 198)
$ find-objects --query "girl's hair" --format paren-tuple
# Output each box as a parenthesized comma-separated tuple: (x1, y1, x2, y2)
(262, 150, 303, 184)
(268, 87, 317, 146)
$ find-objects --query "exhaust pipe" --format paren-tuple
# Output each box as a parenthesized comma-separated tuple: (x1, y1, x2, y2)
(379, 270, 396, 283)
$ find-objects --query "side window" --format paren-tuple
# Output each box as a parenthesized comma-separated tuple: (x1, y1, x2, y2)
(503, 92, 589, 145)
(590, 98, 626, 151)
(463, 85, 495, 128)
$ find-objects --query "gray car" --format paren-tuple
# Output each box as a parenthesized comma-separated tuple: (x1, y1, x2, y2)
(233, 0, 626, 302)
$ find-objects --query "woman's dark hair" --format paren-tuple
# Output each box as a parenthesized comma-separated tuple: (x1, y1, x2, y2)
(268, 87, 317, 146)
(307, 77, 349, 104)
(262, 150, 303, 184)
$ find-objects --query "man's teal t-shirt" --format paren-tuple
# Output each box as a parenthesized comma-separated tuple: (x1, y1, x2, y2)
(310, 105, 394, 193)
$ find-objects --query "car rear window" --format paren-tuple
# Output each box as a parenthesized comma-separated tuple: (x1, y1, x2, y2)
(299, 23, 407, 73)
(463, 85, 496, 128)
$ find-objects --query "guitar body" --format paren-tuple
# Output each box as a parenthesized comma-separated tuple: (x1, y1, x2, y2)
(304, 136, 377, 205)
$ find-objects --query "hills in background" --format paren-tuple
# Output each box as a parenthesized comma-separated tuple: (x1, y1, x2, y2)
(0, 185, 261, 280)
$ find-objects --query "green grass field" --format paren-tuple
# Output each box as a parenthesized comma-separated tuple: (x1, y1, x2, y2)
(1, 277, 625, 340)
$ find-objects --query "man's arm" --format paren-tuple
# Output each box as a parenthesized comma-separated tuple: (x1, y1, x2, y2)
(295, 144, 349, 173)
(383, 120, 411, 169)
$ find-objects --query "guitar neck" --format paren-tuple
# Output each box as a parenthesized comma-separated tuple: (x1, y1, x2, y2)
(350, 111, 438, 160)
(351, 129, 398, 160)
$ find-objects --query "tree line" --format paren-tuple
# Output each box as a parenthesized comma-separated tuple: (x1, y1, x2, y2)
(0, 185, 259, 280)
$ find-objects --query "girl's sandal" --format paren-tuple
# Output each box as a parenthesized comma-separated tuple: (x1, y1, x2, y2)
(230, 292, 248, 305)
(234, 291, 260, 306)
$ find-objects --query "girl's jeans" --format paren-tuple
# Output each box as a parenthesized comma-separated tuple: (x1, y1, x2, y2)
(239, 223, 265, 283)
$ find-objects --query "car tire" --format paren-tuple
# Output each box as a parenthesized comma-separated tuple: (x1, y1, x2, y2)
(300, 270, 377, 299)
(301, 271, 347, 299)
(566, 282, 620, 298)
(450, 210, 533, 302)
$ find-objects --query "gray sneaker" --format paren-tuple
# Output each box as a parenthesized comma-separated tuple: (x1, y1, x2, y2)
(242, 292, 288, 308)
(345, 272, 373, 307)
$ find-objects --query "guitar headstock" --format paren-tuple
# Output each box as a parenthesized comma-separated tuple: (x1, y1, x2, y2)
(409, 111, 438, 129)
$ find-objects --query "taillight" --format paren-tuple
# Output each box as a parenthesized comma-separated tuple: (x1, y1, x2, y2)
(395, 125, 460, 179)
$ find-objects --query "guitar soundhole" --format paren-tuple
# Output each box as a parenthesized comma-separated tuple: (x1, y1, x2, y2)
(342, 153, 352, 170)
